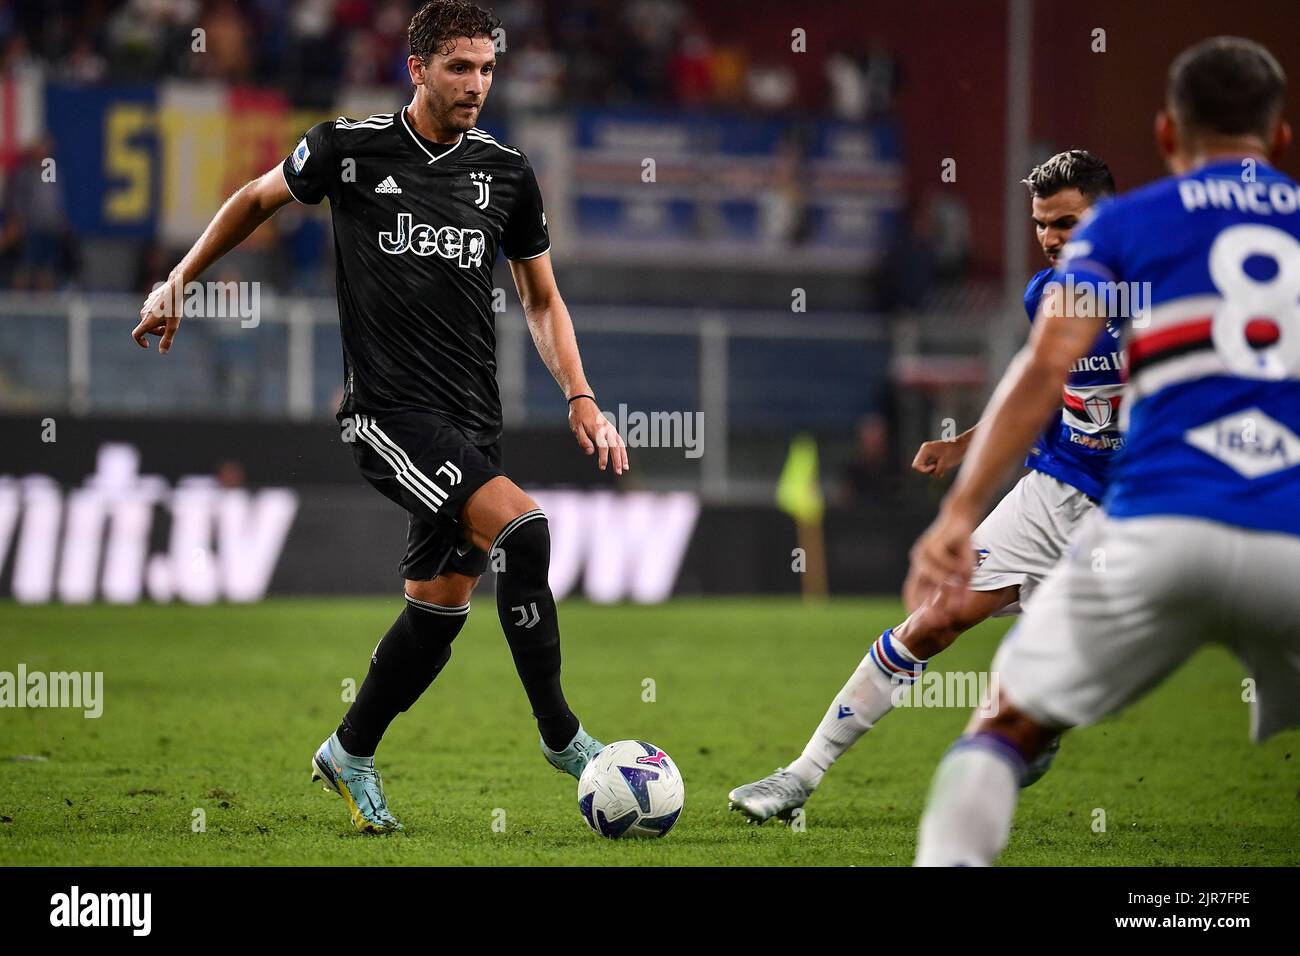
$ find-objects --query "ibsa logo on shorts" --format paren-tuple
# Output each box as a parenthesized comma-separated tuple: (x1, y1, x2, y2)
(379, 213, 485, 268)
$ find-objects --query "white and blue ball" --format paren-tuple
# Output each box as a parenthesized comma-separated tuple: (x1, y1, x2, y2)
(577, 740, 684, 839)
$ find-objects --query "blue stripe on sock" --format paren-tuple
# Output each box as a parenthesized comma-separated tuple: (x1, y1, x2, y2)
(879, 628, 926, 675)
(867, 640, 894, 678)
(948, 732, 1027, 782)
(879, 630, 908, 669)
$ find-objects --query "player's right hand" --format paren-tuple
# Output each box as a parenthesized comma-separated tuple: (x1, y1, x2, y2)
(132, 275, 184, 353)
(569, 397, 629, 476)
(903, 503, 979, 615)
(911, 438, 966, 478)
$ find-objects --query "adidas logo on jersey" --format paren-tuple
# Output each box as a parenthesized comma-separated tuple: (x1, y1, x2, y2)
(375, 176, 402, 194)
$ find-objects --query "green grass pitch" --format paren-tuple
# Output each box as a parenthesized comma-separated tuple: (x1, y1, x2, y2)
(1, 598, 1296, 866)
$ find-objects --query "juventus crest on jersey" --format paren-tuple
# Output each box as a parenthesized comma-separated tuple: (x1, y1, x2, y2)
(282, 109, 550, 444)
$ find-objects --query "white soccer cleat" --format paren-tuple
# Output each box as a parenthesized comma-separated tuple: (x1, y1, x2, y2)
(728, 768, 812, 824)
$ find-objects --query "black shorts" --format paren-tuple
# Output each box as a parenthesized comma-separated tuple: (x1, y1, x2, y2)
(345, 410, 505, 581)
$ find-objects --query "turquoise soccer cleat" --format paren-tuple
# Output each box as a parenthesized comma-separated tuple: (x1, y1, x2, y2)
(541, 725, 605, 779)
(310, 735, 403, 834)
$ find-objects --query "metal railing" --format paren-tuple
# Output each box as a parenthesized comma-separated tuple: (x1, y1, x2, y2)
(0, 291, 903, 500)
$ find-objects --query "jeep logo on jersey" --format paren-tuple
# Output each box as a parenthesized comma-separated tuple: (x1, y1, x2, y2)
(378, 213, 486, 267)
(470, 170, 492, 209)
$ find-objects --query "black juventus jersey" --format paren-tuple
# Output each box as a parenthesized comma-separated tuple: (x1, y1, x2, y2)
(281, 108, 550, 443)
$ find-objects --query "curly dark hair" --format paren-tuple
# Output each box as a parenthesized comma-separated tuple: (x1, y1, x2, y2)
(1022, 149, 1116, 201)
(408, 0, 501, 62)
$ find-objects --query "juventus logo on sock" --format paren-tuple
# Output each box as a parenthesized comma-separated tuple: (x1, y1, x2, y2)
(512, 603, 540, 629)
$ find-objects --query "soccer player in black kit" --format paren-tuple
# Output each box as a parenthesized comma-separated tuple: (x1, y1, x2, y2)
(132, 1, 626, 833)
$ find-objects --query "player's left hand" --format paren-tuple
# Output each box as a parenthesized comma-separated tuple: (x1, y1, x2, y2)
(568, 397, 628, 475)
(903, 503, 979, 614)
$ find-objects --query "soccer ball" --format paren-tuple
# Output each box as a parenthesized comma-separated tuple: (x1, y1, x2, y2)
(577, 740, 684, 839)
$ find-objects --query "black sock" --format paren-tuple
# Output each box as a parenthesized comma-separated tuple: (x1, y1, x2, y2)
(493, 511, 580, 751)
(335, 596, 469, 758)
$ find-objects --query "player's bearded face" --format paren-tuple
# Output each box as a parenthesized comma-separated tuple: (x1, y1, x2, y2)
(1031, 188, 1091, 264)
(418, 36, 496, 133)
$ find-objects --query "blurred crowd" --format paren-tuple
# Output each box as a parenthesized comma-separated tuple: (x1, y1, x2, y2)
(0, 0, 897, 115)
(0, 0, 916, 454)
(0, 0, 908, 295)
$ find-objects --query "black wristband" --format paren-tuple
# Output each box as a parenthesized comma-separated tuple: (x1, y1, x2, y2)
(567, 394, 596, 406)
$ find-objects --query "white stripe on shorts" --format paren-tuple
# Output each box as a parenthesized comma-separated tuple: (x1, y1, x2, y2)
(355, 415, 450, 514)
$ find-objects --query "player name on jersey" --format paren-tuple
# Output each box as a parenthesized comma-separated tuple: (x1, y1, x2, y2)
(1178, 177, 1300, 215)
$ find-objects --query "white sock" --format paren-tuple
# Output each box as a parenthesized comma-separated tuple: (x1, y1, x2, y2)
(788, 628, 926, 788)
(329, 732, 374, 769)
(914, 736, 1024, 866)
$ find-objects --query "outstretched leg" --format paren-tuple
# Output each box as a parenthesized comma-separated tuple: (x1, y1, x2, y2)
(462, 477, 602, 775)
(729, 584, 1017, 824)
(790, 584, 1017, 786)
